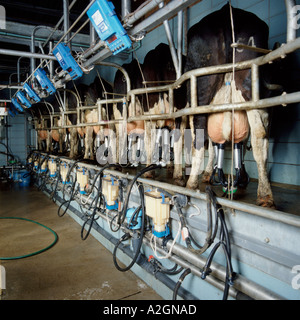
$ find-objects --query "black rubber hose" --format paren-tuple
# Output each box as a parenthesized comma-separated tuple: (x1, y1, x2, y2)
(118, 164, 161, 227)
(57, 180, 77, 217)
(81, 163, 122, 240)
(113, 183, 146, 272)
(172, 268, 192, 300)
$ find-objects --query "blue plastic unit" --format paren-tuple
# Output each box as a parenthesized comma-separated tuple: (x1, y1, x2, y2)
(34, 68, 56, 95)
(106, 200, 118, 211)
(87, 0, 132, 55)
(9, 103, 19, 116)
(11, 98, 23, 112)
(8, 110, 15, 117)
(153, 224, 170, 238)
(126, 207, 142, 230)
(16, 91, 32, 108)
(23, 83, 41, 103)
(53, 43, 83, 80)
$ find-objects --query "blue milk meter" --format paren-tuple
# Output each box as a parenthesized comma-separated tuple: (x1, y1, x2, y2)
(53, 43, 83, 80)
(11, 97, 23, 112)
(23, 83, 41, 103)
(34, 68, 56, 95)
(16, 91, 32, 108)
(87, 0, 132, 55)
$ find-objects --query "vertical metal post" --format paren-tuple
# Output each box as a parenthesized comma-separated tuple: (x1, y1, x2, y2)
(251, 64, 259, 102)
(49, 41, 54, 79)
(190, 75, 197, 109)
(89, 0, 97, 46)
(285, 0, 297, 43)
(177, 10, 183, 78)
(168, 88, 174, 113)
(159, 2, 180, 79)
(63, 0, 70, 48)
(122, 0, 131, 20)
(131, 93, 136, 116)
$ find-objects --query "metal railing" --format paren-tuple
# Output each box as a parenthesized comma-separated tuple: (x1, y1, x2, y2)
(35, 36, 300, 131)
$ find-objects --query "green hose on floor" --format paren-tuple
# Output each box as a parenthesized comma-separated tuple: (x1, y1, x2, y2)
(0, 217, 58, 260)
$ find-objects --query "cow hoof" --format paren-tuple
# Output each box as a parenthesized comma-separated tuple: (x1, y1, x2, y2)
(174, 178, 185, 187)
(144, 171, 154, 179)
(201, 171, 212, 183)
(257, 196, 276, 209)
(186, 180, 199, 190)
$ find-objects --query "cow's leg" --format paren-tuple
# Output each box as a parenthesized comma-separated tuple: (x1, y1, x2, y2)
(69, 128, 78, 158)
(247, 109, 275, 208)
(202, 138, 215, 183)
(84, 127, 94, 160)
(173, 116, 187, 185)
(186, 115, 205, 189)
(59, 131, 64, 153)
(46, 131, 52, 153)
(144, 120, 157, 178)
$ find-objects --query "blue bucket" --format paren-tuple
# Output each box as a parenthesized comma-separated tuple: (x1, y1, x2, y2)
(19, 170, 31, 187)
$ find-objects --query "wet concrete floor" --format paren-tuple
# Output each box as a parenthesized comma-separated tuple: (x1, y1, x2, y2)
(0, 184, 162, 300)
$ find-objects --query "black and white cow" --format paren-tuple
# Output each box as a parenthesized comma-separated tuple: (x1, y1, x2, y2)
(175, 3, 275, 208)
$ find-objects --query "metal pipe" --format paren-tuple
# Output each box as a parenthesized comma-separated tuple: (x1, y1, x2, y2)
(63, 0, 70, 47)
(127, 0, 199, 36)
(177, 10, 183, 78)
(40, 158, 287, 300)
(285, 0, 297, 42)
(37, 152, 300, 229)
(0, 46, 55, 61)
(122, 0, 131, 20)
(95, 61, 131, 92)
(146, 234, 284, 300)
(53, 0, 96, 51)
(0, 84, 22, 89)
(127, 91, 300, 122)
(49, 41, 54, 78)
(89, 0, 97, 46)
(159, 2, 180, 79)
(35, 91, 300, 132)
(251, 64, 259, 102)
(31, 25, 54, 75)
(42, 0, 78, 48)
(124, 0, 165, 27)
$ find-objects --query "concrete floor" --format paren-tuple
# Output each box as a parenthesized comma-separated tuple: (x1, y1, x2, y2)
(0, 184, 162, 300)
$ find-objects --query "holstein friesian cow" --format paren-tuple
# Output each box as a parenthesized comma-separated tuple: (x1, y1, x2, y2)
(76, 77, 113, 160)
(142, 43, 183, 175)
(31, 99, 66, 154)
(113, 43, 186, 172)
(113, 58, 144, 165)
(177, 4, 275, 208)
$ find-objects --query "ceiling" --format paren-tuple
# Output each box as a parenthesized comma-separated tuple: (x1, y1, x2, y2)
(0, 0, 130, 84)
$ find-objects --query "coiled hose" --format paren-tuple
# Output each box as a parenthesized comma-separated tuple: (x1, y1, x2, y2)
(0, 217, 58, 260)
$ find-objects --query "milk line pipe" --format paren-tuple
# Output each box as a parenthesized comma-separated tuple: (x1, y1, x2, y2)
(45, 180, 284, 300)
(48, 180, 260, 300)
(35, 152, 300, 229)
(82, 0, 200, 68)
(123, 0, 165, 28)
(85, 197, 248, 300)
